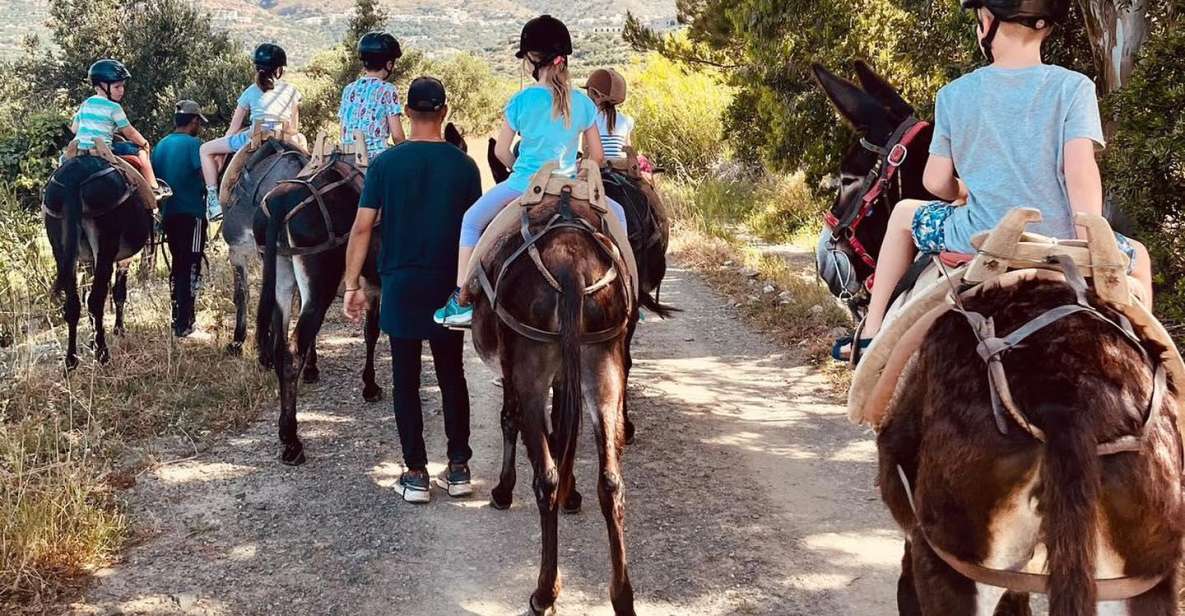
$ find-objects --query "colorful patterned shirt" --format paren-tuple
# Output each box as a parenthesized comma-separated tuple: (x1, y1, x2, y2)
(73, 95, 130, 149)
(339, 77, 403, 157)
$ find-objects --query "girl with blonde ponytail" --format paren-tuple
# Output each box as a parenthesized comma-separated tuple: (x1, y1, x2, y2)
(433, 14, 632, 328)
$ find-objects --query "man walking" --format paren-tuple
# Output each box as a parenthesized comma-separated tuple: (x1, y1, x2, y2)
(343, 77, 482, 504)
(151, 101, 209, 337)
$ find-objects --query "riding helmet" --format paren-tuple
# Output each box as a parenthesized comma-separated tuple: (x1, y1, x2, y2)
(88, 59, 131, 85)
(961, 0, 1069, 26)
(516, 15, 573, 59)
(253, 43, 288, 70)
(584, 68, 627, 105)
(358, 32, 402, 64)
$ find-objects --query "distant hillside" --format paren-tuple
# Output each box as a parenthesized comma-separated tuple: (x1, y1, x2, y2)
(1, 0, 678, 67)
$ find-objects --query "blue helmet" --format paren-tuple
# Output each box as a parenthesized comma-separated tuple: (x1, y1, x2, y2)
(88, 59, 131, 86)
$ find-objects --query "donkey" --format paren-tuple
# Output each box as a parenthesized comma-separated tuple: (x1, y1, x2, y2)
(472, 176, 636, 614)
(816, 63, 1185, 614)
(44, 156, 151, 368)
(486, 147, 674, 443)
(257, 126, 468, 465)
(221, 139, 308, 365)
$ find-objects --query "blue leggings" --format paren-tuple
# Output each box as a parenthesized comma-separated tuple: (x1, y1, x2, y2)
(460, 181, 628, 248)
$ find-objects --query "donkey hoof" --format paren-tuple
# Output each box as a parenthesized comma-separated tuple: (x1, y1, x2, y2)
(64, 354, 80, 371)
(562, 490, 582, 515)
(113, 325, 126, 337)
(363, 385, 384, 402)
(302, 367, 320, 384)
(528, 593, 557, 616)
(489, 489, 513, 510)
(96, 347, 112, 365)
(225, 342, 243, 356)
(280, 443, 306, 466)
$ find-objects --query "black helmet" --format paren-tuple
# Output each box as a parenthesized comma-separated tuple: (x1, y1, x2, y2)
(88, 59, 131, 85)
(516, 15, 572, 60)
(961, 0, 1069, 27)
(253, 43, 287, 70)
(358, 32, 401, 64)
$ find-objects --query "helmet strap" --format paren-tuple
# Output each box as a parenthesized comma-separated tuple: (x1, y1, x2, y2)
(980, 15, 1002, 63)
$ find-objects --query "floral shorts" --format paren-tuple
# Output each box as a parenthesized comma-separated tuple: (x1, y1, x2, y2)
(910, 201, 1138, 271)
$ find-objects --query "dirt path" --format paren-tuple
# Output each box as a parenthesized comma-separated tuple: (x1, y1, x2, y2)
(69, 265, 901, 616)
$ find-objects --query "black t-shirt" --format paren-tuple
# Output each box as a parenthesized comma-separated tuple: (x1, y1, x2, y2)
(360, 140, 482, 339)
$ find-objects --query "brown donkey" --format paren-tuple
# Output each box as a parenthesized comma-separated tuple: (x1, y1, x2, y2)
(878, 277, 1184, 614)
(471, 175, 635, 615)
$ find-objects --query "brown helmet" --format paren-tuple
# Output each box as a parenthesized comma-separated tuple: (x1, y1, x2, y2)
(583, 68, 627, 106)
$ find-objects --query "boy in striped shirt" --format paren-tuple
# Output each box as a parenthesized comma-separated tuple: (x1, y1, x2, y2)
(72, 59, 166, 198)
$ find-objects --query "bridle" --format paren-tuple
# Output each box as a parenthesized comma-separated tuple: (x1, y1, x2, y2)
(261, 156, 364, 257)
(823, 116, 930, 296)
(475, 186, 632, 345)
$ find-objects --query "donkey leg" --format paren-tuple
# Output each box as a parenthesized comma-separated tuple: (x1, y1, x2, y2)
(622, 314, 638, 445)
(993, 592, 1032, 616)
(112, 261, 129, 336)
(909, 529, 978, 614)
(260, 256, 296, 370)
(88, 252, 116, 365)
(228, 246, 251, 355)
(490, 380, 520, 510)
(1125, 569, 1178, 616)
(302, 343, 320, 383)
(519, 381, 562, 614)
(551, 382, 582, 514)
(64, 286, 82, 370)
(897, 540, 922, 616)
(361, 293, 383, 401)
(590, 356, 635, 615)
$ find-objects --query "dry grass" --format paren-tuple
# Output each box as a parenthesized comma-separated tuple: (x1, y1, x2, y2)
(0, 198, 272, 610)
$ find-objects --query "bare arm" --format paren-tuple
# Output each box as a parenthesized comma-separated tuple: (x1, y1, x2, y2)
(922, 154, 968, 203)
(582, 126, 604, 166)
(494, 119, 517, 168)
(342, 207, 378, 323)
(1064, 137, 1103, 221)
(70, 118, 79, 134)
(227, 106, 249, 137)
(287, 104, 301, 133)
(388, 115, 405, 145)
(118, 124, 150, 148)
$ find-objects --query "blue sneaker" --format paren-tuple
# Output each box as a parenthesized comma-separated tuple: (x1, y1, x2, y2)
(433, 293, 472, 328)
(205, 191, 223, 222)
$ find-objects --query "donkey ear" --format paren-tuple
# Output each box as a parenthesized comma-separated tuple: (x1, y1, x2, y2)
(853, 60, 915, 118)
(812, 63, 879, 131)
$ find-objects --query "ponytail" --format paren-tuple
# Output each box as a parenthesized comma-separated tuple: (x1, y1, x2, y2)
(256, 66, 278, 92)
(527, 53, 571, 127)
(600, 102, 617, 134)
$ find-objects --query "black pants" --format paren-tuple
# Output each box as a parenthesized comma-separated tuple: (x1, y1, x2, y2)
(163, 214, 207, 333)
(390, 332, 472, 470)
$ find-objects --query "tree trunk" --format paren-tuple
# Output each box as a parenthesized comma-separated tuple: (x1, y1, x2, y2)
(1078, 0, 1150, 95)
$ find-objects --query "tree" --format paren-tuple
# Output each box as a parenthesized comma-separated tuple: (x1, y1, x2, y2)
(1080, 0, 1150, 94)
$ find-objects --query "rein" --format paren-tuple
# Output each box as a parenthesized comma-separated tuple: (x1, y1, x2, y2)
(475, 186, 632, 345)
(897, 255, 1171, 600)
(263, 157, 364, 257)
(824, 116, 930, 280)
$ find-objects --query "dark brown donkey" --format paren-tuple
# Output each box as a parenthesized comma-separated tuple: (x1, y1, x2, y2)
(471, 181, 636, 615)
(815, 63, 1185, 614)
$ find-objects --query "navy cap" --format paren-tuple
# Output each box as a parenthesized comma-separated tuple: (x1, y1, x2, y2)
(407, 77, 447, 112)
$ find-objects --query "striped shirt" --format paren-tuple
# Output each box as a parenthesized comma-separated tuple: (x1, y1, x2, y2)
(596, 111, 634, 159)
(73, 95, 130, 149)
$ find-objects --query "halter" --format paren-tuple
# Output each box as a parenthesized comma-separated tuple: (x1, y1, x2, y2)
(824, 116, 931, 281)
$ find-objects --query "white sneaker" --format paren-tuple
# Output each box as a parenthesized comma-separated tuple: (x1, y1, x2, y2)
(397, 470, 431, 504)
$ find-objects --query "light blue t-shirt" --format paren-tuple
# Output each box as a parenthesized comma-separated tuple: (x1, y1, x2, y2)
(504, 86, 598, 191)
(930, 64, 1105, 254)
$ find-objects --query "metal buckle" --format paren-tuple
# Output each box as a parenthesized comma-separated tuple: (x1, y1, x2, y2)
(888, 143, 909, 167)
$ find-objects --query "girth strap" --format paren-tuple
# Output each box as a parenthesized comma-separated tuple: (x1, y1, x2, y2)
(263, 160, 363, 257)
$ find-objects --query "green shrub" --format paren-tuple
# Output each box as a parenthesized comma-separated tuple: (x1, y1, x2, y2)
(0, 112, 71, 209)
(622, 53, 732, 179)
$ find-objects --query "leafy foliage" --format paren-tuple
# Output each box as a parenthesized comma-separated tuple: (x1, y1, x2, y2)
(418, 54, 516, 136)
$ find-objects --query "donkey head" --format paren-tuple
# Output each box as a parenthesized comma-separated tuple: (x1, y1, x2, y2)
(812, 62, 935, 314)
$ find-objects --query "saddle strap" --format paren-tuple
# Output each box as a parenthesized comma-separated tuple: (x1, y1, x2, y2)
(42, 165, 134, 220)
(264, 163, 362, 257)
(895, 465, 1170, 600)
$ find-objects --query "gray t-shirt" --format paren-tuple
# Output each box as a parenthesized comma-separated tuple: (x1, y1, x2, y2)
(930, 64, 1105, 254)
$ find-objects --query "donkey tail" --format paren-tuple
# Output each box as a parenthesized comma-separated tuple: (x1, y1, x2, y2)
(1040, 404, 1100, 615)
(53, 182, 83, 296)
(258, 204, 283, 357)
(555, 269, 584, 506)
